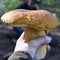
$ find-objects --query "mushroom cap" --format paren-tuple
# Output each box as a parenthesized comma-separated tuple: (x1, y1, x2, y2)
(1, 9, 58, 30)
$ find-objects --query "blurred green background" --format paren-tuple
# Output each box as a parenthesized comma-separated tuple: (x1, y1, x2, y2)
(0, 0, 60, 22)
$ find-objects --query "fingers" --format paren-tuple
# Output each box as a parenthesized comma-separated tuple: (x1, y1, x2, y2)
(28, 36, 52, 47)
(44, 36, 52, 44)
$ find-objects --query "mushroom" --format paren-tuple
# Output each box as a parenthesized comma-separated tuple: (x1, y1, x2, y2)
(1, 9, 58, 59)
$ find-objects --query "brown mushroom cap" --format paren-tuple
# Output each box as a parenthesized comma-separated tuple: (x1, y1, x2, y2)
(1, 9, 58, 30)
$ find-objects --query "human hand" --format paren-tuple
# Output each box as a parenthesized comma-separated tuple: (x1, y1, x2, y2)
(14, 32, 52, 58)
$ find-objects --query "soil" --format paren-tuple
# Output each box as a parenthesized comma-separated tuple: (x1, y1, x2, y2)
(0, 21, 20, 60)
(0, 21, 60, 60)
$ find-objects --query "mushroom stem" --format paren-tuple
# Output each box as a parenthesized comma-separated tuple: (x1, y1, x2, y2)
(23, 26, 46, 42)
(23, 26, 47, 59)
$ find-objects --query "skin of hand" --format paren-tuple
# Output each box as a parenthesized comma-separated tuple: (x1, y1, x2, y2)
(14, 32, 52, 58)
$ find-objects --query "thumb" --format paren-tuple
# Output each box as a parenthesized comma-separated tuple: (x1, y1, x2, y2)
(18, 32, 24, 40)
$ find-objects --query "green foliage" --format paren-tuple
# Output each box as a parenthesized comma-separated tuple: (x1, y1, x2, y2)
(42, 0, 60, 22)
(0, 0, 20, 12)
(43, 0, 51, 5)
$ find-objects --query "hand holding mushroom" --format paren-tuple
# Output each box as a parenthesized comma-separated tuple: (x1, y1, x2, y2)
(1, 9, 58, 60)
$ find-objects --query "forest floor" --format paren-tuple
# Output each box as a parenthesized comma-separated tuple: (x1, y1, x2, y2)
(0, 21, 60, 60)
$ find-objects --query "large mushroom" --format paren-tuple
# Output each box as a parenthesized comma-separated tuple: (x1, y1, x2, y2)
(1, 9, 58, 59)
